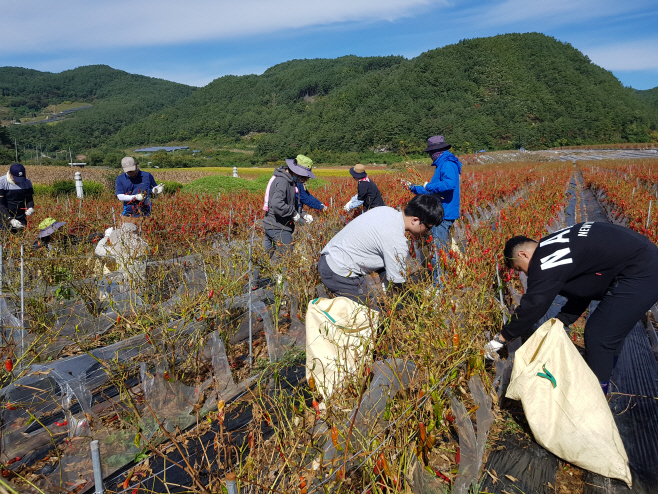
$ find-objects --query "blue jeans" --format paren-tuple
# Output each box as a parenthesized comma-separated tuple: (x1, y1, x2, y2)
(431, 219, 454, 287)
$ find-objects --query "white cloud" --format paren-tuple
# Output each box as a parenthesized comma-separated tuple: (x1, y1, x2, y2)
(467, 0, 653, 30)
(3, 0, 441, 54)
(583, 40, 658, 71)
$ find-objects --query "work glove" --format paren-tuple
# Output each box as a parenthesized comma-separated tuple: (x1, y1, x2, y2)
(303, 213, 314, 224)
(9, 219, 24, 229)
(25, 208, 35, 216)
(152, 183, 165, 195)
(484, 333, 506, 360)
(321, 204, 328, 211)
(104, 227, 114, 237)
(293, 212, 301, 223)
(343, 203, 352, 212)
(423, 182, 429, 188)
(400, 180, 412, 189)
(134, 193, 144, 202)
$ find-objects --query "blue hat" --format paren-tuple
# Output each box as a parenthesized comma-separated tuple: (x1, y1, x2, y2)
(9, 163, 27, 185)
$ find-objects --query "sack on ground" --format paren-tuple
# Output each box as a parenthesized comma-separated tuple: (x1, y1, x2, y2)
(305, 297, 378, 399)
(506, 318, 631, 486)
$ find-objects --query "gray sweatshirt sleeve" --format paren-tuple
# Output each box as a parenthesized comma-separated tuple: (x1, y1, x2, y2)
(268, 179, 296, 218)
(383, 237, 410, 283)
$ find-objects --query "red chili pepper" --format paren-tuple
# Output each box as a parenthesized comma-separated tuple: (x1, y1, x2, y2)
(116, 315, 121, 324)
(431, 468, 452, 485)
(248, 433, 254, 449)
(55, 420, 68, 427)
(6, 457, 21, 465)
(312, 399, 321, 419)
(5, 358, 13, 372)
(456, 447, 461, 464)
(331, 425, 339, 447)
(445, 411, 455, 423)
(208, 289, 214, 299)
(6, 403, 16, 410)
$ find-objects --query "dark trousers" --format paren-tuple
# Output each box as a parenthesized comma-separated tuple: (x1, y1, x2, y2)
(585, 255, 658, 382)
(318, 254, 386, 308)
(263, 228, 293, 256)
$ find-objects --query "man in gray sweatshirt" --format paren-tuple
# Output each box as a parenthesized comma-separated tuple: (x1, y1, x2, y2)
(319, 195, 444, 307)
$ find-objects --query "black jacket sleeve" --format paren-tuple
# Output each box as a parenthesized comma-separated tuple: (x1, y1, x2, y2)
(501, 278, 564, 340)
(25, 187, 34, 210)
(556, 296, 591, 327)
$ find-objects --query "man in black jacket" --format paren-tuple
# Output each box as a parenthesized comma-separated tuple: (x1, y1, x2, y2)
(0, 163, 35, 233)
(344, 164, 384, 212)
(486, 222, 658, 394)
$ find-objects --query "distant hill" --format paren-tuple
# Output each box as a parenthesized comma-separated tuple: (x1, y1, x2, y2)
(113, 33, 657, 158)
(4, 34, 658, 160)
(2, 65, 194, 149)
(636, 86, 658, 110)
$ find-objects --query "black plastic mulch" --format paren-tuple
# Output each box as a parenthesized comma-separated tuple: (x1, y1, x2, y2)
(95, 364, 306, 493)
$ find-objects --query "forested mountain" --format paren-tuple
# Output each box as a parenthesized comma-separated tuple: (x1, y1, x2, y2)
(636, 87, 658, 110)
(3, 34, 657, 161)
(2, 65, 194, 149)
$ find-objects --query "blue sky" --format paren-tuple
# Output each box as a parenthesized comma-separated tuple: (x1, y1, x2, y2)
(2, 0, 657, 89)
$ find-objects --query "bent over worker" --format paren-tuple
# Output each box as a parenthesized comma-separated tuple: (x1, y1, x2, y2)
(405, 136, 461, 286)
(115, 157, 164, 220)
(486, 222, 658, 395)
(344, 164, 384, 212)
(0, 163, 35, 232)
(320, 195, 444, 307)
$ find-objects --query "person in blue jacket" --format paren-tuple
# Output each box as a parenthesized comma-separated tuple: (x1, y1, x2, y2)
(298, 179, 327, 215)
(115, 157, 164, 221)
(405, 135, 462, 287)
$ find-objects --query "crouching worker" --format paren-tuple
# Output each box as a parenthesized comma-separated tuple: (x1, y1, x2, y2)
(486, 222, 658, 395)
(32, 218, 103, 250)
(319, 195, 444, 308)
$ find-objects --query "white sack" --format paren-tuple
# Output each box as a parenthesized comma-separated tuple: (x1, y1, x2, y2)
(305, 297, 378, 399)
(506, 318, 631, 486)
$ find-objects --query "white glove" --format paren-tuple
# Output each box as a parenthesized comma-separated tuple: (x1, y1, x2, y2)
(484, 334, 505, 360)
(10, 219, 24, 229)
(343, 203, 352, 212)
(152, 183, 165, 195)
(322, 204, 328, 210)
(303, 213, 314, 224)
(401, 180, 412, 189)
(134, 193, 144, 202)
(293, 212, 301, 223)
(25, 208, 35, 216)
(423, 182, 429, 188)
(104, 227, 114, 237)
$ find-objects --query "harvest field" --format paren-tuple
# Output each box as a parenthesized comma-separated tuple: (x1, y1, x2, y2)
(0, 158, 657, 493)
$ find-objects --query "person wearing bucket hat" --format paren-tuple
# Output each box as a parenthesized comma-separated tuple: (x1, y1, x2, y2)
(262, 156, 316, 260)
(0, 163, 35, 233)
(32, 217, 103, 250)
(263, 155, 327, 220)
(403, 136, 462, 287)
(115, 157, 165, 220)
(344, 164, 384, 212)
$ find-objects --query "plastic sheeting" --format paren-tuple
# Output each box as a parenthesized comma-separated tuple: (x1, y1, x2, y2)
(449, 375, 495, 494)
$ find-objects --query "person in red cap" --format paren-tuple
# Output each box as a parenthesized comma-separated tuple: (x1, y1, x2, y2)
(0, 163, 35, 233)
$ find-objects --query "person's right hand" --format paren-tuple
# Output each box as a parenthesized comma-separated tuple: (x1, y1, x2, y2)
(134, 193, 144, 202)
(293, 212, 301, 222)
(10, 219, 24, 229)
(400, 180, 412, 189)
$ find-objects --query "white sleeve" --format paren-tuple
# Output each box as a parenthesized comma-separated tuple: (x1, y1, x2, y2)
(117, 194, 134, 202)
(383, 236, 410, 284)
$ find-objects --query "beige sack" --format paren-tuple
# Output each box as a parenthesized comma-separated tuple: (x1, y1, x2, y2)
(305, 297, 379, 399)
(506, 318, 631, 486)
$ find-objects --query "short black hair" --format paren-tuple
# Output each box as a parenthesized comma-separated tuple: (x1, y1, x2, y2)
(404, 195, 444, 228)
(503, 236, 537, 268)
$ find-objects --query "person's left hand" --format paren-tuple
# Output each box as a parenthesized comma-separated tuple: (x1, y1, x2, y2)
(153, 183, 165, 195)
(25, 208, 35, 216)
(303, 213, 314, 224)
